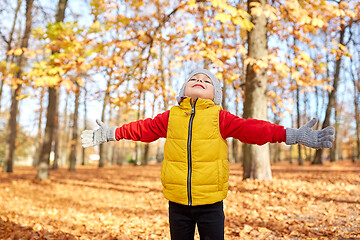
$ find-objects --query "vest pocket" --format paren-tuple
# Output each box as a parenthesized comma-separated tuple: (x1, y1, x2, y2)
(223, 159, 230, 184)
(161, 160, 168, 187)
(218, 160, 223, 191)
(218, 159, 229, 191)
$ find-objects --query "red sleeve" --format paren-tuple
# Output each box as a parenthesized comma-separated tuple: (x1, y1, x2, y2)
(219, 110, 286, 145)
(115, 110, 169, 142)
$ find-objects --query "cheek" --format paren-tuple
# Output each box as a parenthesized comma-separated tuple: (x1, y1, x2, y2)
(184, 82, 192, 95)
(208, 87, 215, 98)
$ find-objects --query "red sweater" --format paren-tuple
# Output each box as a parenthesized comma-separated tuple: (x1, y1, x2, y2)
(115, 110, 286, 145)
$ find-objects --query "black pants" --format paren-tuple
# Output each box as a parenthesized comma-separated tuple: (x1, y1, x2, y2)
(169, 201, 225, 240)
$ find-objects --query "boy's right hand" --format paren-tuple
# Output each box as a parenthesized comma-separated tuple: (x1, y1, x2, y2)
(81, 119, 117, 148)
(285, 118, 335, 149)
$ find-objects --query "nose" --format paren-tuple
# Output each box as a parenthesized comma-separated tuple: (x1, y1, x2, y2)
(196, 79, 203, 82)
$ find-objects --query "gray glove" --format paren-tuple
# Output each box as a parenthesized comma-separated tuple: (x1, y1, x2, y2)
(81, 119, 117, 148)
(286, 118, 335, 149)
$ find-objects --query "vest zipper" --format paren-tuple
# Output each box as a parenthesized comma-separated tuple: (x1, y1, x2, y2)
(187, 99, 197, 206)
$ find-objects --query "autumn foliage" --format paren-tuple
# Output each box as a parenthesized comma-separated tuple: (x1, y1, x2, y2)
(1, 161, 359, 239)
(0, 0, 360, 237)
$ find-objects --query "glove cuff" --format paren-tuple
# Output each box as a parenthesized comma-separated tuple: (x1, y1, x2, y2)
(285, 128, 298, 145)
(107, 126, 118, 141)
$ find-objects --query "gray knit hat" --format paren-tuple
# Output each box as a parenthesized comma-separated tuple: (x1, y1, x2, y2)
(176, 68, 222, 105)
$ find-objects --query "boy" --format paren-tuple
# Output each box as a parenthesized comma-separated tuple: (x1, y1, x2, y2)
(81, 68, 335, 240)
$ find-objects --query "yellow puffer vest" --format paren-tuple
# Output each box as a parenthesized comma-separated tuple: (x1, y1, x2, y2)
(161, 97, 229, 206)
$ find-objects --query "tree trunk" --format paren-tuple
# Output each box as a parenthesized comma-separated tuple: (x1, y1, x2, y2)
(352, 59, 360, 161)
(0, 0, 21, 112)
(33, 88, 45, 167)
(232, 140, 240, 163)
(3, 86, 21, 173)
(232, 88, 241, 163)
(114, 102, 124, 165)
(61, 93, 70, 166)
(296, 85, 303, 165)
(142, 91, 152, 165)
(313, 22, 345, 164)
(82, 83, 88, 165)
(3, 0, 34, 173)
(36, 0, 67, 178)
(158, 18, 169, 111)
(69, 86, 80, 171)
(106, 106, 114, 165)
(142, 144, 149, 165)
(135, 91, 142, 165)
(52, 89, 60, 169)
(330, 101, 339, 162)
(242, 0, 271, 180)
(37, 87, 57, 178)
(273, 117, 281, 163)
(99, 77, 111, 168)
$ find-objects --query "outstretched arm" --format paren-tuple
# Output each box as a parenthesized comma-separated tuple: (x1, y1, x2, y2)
(115, 111, 169, 142)
(219, 111, 334, 149)
(285, 118, 335, 149)
(219, 110, 286, 145)
(81, 111, 169, 148)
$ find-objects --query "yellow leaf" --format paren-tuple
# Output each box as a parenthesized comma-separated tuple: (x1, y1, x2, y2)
(271, 105, 277, 113)
(253, 64, 261, 73)
(300, 51, 313, 63)
(291, 71, 301, 81)
(131, 0, 144, 8)
(338, 43, 346, 51)
(213, 39, 223, 46)
(311, 18, 324, 28)
(120, 41, 135, 49)
(7, 49, 15, 55)
(298, 15, 311, 26)
(187, 0, 197, 9)
(16, 94, 31, 100)
(211, 0, 221, 8)
(345, 9, 356, 18)
(138, 33, 151, 43)
(268, 90, 276, 98)
(323, 84, 333, 92)
(90, 20, 101, 32)
(339, 1, 349, 9)
(199, 50, 207, 56)
(232, 17, 254, 31)
(215, 13, 231, 23)
(257, 59, 268, 68)
(232, 17, 242, 25)
(62, 78, 74, 90)
(53, 58, 61, 64)
(14, 48, 23, 56)
(244, 57, 256, 66)
(215, 72, 223, 80)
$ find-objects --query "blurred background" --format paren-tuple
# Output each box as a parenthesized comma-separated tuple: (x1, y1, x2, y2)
(0, 0, 359, 175)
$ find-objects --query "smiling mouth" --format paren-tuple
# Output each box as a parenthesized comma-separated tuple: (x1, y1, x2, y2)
(193, 84, 205, 89)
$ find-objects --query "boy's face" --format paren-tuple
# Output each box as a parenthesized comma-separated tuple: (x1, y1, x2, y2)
(184, 73, 214, 101)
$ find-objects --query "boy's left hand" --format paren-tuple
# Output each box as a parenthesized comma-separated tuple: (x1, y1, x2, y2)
(81, 119, 117, 148)
(285, 118, 335, 149)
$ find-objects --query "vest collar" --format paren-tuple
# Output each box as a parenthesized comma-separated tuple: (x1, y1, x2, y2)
(178, 97, 215, 111)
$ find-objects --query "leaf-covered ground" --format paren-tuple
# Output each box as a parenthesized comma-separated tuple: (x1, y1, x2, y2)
(0, 161, 359, 239)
